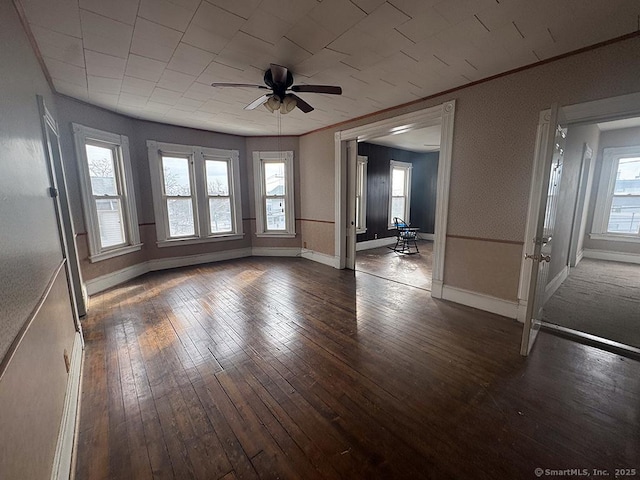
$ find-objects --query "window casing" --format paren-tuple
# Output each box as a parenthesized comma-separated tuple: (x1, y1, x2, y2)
(592, 146, 640, 242)
(356, 155, 368, 234)
(388, 160, 413, 227)
(73, 124, 141, 262)
(147, 141, 243, 246)
(253, 151, 295, 237)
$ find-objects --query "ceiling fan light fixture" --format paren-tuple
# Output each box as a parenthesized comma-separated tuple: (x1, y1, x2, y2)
(265, 95, 281, 113)
(280, 95, 297, 114)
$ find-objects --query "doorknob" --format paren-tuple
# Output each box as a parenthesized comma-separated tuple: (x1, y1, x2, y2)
(525, 254, 551, 263)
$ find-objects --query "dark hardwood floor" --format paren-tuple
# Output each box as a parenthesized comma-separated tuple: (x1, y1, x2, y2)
(356, 240, 432, 290)
(76, 257, 640, 480)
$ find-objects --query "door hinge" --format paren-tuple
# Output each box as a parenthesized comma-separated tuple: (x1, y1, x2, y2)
(49, 187, 59, 198)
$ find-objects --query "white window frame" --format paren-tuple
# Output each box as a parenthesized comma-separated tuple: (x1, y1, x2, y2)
(147, 141, 243, 246)
(253, 151, 296, 237)
(591, 146, 640, 243)
(356, 155, 368, 234)
(73, 123, 141, 262)
(388, 160, 413, 228)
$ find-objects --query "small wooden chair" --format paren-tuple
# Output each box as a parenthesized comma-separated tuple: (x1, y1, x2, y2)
(392, 217, 419, 254)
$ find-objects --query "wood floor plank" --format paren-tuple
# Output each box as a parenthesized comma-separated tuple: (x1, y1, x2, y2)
(76, 257, 640, 479)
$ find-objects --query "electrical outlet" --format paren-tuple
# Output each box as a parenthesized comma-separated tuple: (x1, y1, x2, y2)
(374, 233, 378, 239)
(303, 241, 307, 248)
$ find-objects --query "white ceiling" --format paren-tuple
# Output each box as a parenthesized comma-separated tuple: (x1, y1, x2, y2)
(16, 0, 640, 136)
(366, 124, 441, 152)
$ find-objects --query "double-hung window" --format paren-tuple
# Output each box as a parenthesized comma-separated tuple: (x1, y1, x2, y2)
(592, 146, 640, 241)
(73, 124, 141, 262)
(388, 160, 413, 227)
(356, 155, 368, 233)
(147, 141, 243, 245)
(253, 151, 295, 237)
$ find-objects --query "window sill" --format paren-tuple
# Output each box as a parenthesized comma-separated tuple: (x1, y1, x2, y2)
(89, 243, 143, 263)
(589, 233, 640, 244)
(255, 232, 297, 238)
(157, 233, 245, 248)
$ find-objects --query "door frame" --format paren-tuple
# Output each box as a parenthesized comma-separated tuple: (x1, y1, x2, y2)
(334, 100, 456, 298)
(517, 91, 640, 321)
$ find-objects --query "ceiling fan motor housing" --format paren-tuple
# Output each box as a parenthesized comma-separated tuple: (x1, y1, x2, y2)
(264, 67, 294, 100)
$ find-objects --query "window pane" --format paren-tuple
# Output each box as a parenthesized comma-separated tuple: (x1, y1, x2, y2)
(614, 157, 640, 195)
(608, 196, 640, 233)
(206, 160, 229, 195)
(86, 144, 117, 196)
(95, 198, 125, 248)
(209, 197, 232, 233)
(266, 197, 286, 230)
(162, 156, 191, 196)
(355, 196, 361, 229)
(391, 197, 405, 220)
(264, 162, 285, 196)
(167, 198, 195, 237)
(392, 168, 405, 196)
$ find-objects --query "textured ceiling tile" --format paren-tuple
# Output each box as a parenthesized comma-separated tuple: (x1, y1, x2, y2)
(204, 0, 262, 19)
(285, 15, 335, 54)
(149, 87, 182, 105)
(271, 37, 314, 67)
(138, 0, 197, 32)
(241, 9, 293, 45)
(85, 50, 127, 79)
(191, 2, 246, 38)
(125, 54, 167, 82)
(433, 0, 496, 25)
(131, 18, 182, 63)
(222, 32, 278, 65)
(54, 79, 89, 100)
(182, 25, 230, 54)
(387, 0, 439, 17)
(30, 25, 85, 68)
(45, 57, 87, 87)
(308, 0, 367, 37)
(260, 0, 319, 24)
(167, 43, 215, 76)
(122, 75, 157, 96)
(174, 97, 204, 111)
(183, 81, 217, 101)
(351, 0, 386, 14)
(80, 10, 133, 59)
(118, 92, 149, 108)
(79, 0, 139, 25)
(157, 69, 197, 92)
(21, 0, 81, 37)
(88, 91, 120, 108)
(356, 2, 411, 31)
(87, 75, 123, 94)
(395, 9, 450, 43)
(293, 48, 348, 77)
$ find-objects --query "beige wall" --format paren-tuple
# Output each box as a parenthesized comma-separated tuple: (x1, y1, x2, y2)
(583, 126, 640, 255)
(0, 2, 78, 478)
(299, 35, 640, 301)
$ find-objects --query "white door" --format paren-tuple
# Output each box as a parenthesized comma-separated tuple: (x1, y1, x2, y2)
(345, 139, 358, 269)
(521, 104, 567, 356)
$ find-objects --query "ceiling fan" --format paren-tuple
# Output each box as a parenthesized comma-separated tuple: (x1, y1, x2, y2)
(211, 64, 342, 114)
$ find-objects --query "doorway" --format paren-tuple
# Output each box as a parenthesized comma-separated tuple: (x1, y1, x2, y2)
(353, 127, 440, 291)
(335, 100, 455, 299)
(520, 92, 640, 356)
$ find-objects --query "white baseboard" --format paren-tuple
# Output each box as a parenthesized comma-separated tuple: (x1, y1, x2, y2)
(251, 247, 301, 257)
(442, 285, 518, 319)
(583, 248, 640, 265)
(356, 236, 396, 251)
(51, 332, 83, 480)
(301, 249, 339, 268)
(575, 248, 584, 266)
(85, 248, 252, 295)
(544, 265, 568, 304)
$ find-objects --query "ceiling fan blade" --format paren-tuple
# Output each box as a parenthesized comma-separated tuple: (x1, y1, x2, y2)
(291, 85, 342, 95)
(244, 94, 271, 110)
(270, 64, 288, 85)
(212, 82, 268, 89)
(291, 94, 314, 113)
